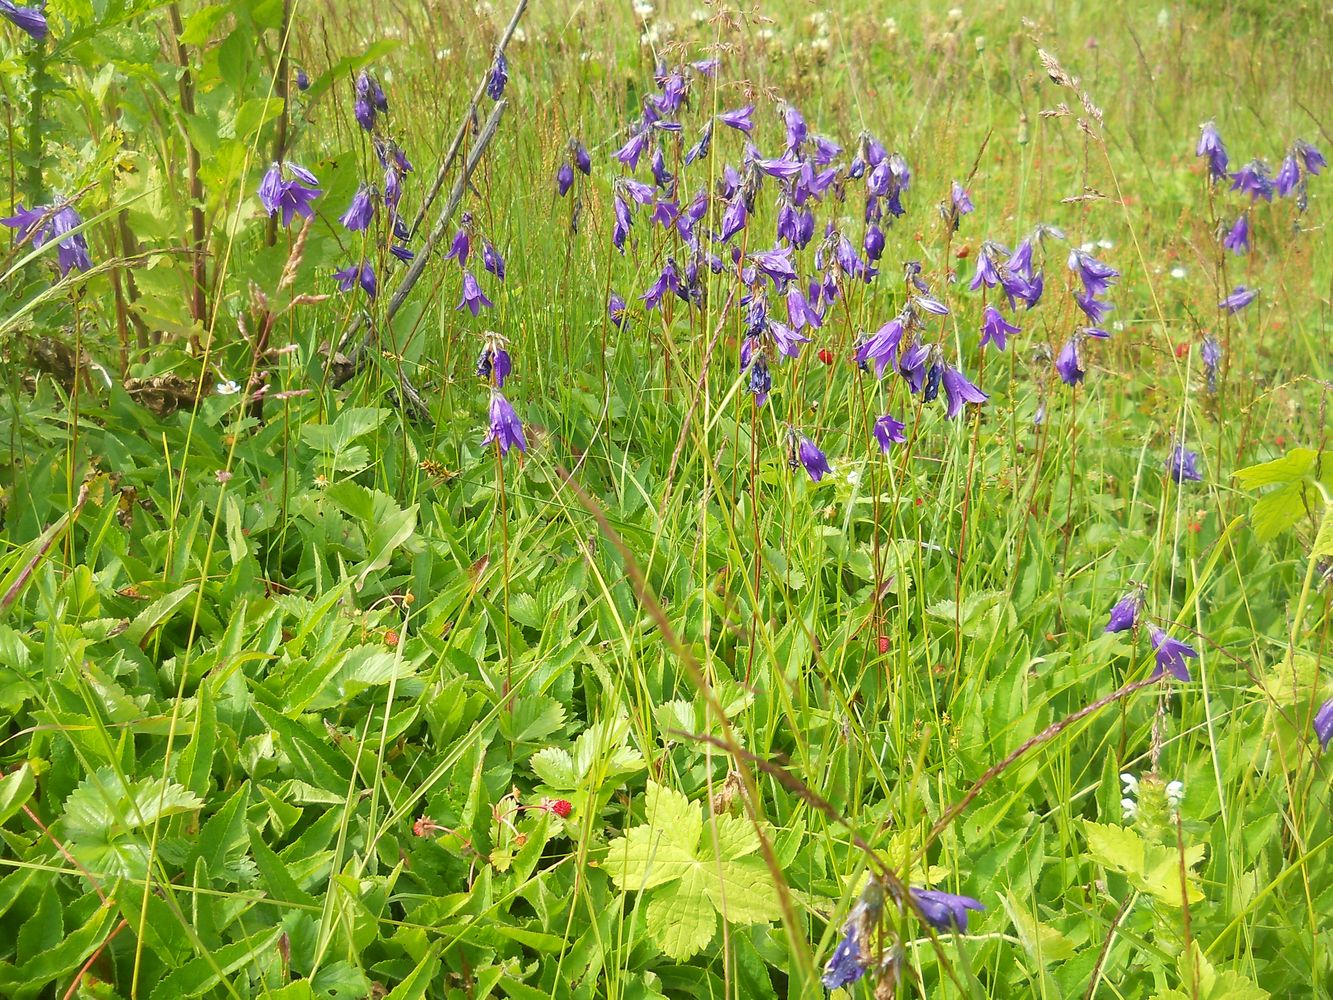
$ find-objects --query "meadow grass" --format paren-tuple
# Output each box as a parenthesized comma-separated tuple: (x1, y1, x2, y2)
(0, 1, 1330, 998)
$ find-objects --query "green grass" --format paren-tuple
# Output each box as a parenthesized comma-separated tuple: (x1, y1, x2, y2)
(1, 0, 1330, 997)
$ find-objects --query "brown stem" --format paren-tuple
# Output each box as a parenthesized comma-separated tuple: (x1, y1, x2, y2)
(166, 3, 207, 330)
(265, 0, 294, 248)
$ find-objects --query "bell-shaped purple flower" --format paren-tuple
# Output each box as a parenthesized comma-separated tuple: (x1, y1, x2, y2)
(1075, 290, 1113, 326)
(1068, 248, 1119, 297)
(821, 918, 868, 991)
(1295, 138, 1326, 173)
(1195, 121, 1229, 181)
(1229, 159, 1274, 202)
(863, 224, 885, 262)
(717, 105, 754, 133)
(333, 259, 377, 298)
(749, 245, 797, 287)
(910, 888, 985, 933)
(768, 320, 810, 360)
(685, 119, 713, 165)
(782, 103, 808, 151)
(572, 139, 591, 175)
(969, 244, 1001, 291)
(873, 414, 907, 453)
(457, 270, 493, 315)
(1167, 442, 1203, 483)
(614, 128, 650, 170)
(795, 434, 830, 482)
(1219, 285, 1258, 312)
(482, 241, 505, 280)
(898, 339, 931, 394)
(339, 184, 377, 232)
(1, 0, 48, 40)
(950, 180, 974, 216)
(747, 353, 771, 407)
(1104, 590, 1142, 633)
(786, 284, 821, 330)
(1149, 627, 1197, 682)
(259, 161, 321, 227)
(855, 317, 905, 378)
(1275, 154, 1301, 198)
(295, 68, 310, 90)
(1055, 337, 1084, 385)
(483, 390, 526, 454)
(1201, 336, 1221, 393)
(941, 364, 987, 418)
(1222, 214, 1249, 255)
(609, 292, 628, 330)
(556, 161, 574, 196)
(486, 51, 508, 100)
(980, 305, 1019, 351)
(444, 227, 471, 267)
(48, 206, 93, 275)
(1315, 698, 1333, 751)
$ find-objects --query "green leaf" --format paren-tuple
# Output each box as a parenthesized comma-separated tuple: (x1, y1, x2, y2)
(602, 826, 698, 892)
(149, 926, 284, 1000)
(529, 747, 577, 788)
(1153, 942, 1269, 1000)
(63, 768, 204, 877)
(0, 764, 35, 826)
(323, 482, 420, 586)
(1082, 821, 1203, 906)
(1233, 449, 1316, 489)
(643, 781, 701, 853)
(645, 864, 717, 959)
(702, 858, 782, 925)
(122, 583, 198, 647)
(383, 943, 441, 1000)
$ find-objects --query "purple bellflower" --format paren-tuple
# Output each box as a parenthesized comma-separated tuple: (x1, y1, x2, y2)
(339, 184, 377, 232)
(855, 317, 905, 377)
(1229, 159, 1274, 202)
(910, 888, 985, 933)
(1295, 138, 1326, 174)
(1196, 121, 1229, 181)
(1, 0, 48, 40)
(1201, 336, 1221, 393)
(295, 68, 310, 90)
(950, 180, 974, 217)
(482, 241, 505, 280)
(486, 51, 508, 100)
(1276, 154, 1301, 198)
(556, 161, 574, 196)
(941, 364, 987, 418)
(1315, 698, 1333, 752)
(333, 260, 377, 298)
(483, 390, 526, 454)
(873, 414, 907, 452)
(1167, 441, 1203, 483)
(1222, 214, 1249, 255)
(4, 202, 93, 276)
(980, 305, 1019, 351)
(1056, 336, 1085, 385)
(444, 226, 471, 267)
(1068, 248, 1119, 297)
(609, 292, 628, 329)
(821, 911, 869, 991)
(1149, 627, 1197, 682)
(786, 284, 822, 330)
(793, 434, 831, 482)
(259, 161, 321, 227)
(475, 335, 512, 387)
(1219, 285, 1258, 312)
(717, 105, 754, 133)
(572, 139, 591, 175)
(1104, 590, 1143, 633)
(457, 270, 493, 315)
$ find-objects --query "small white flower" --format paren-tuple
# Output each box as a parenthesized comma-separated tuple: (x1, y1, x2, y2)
(216, 379, 241, 396)
(691, 7, 708, 21)
(846, 469, 862, 487)
(975, 35, 986, 51)
(1120, 773, 1138, 792)
(1121, 797, 1138, 820)
(883, 17, 898, 34)
(436, 48, 452, 60)
(947, 7, 964, 22)
(1170, 266, 1187, 279)
(1080, 241, 1096, 253)
(1166, 780, 1185, 807)
(633, 0, 653, 15)
(1157, 8, 1170, 27)
(1097, 239, 1114, 250)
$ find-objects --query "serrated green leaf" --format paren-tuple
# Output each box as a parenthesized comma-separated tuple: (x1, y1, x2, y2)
(645, 864, 717, 959)
(701, 857, 782, 925)
(530, 747, 578, 788)
(1083, 820, 1203, 906)
(0, 763, 35, 826)
(1233, 449, 1316, 489)
(603, 826, 698, 891)
(643, 781, 700, 853)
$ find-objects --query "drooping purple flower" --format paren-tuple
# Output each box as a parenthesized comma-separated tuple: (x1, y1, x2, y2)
(910, 888, 985, 933)
(749, 245, 798, 287)
(384, 161, 403, 213)
(444, 227, 471, 267)
(1229, 159, 1274, 202)
(747, 353, 771, 406)
(863, 224, 885, 262)
(0, 0, 48, 41)
(855, 317, 905, 378)
(570, 140, 591, 176)
(476, 340, 512, 387)
(295, 68, 310, 91)
(1315, 698, 1333, 751)
(941, 364, 987, 418)
(794, 434, 830, 482)
(339, 184, 377, 232)
(913, 294, 949, 317)
(1222, 214, 1249, 255)
(979, 305, 1019, 351)
(717, 106, 754, 133)
(354, 71, 387, 131)
(1055, 337, 1084, 385)
(1148, 627, 1197, 682)
(1295, 138, 1325, 174)
(786, 284, 821, 330)
(259, 161, 322, 227)
(1104, 591, 1142, 633)
(612, 194, 632, 253)
(483, 390, 526, 454)
(482, 241, 505, 280)
(950, 180, 974, 217)
(651, 147, 673, 188)
(768, 320, 810, 360)
(821, 916, 868, 991)
(1219, 285, 1258, 312)
(42, 205, 92, 275)
(755, 156, 803, 180)
(390, 244, 414, 262)
(1067, 248, 1119, 297)
(486, 51, 508, 100)
(333, 259, 376, 298)
(781, 103, 808, 151)
(641, 259, 682, 310)
(556, 161, 574, 196)
(1195, 121, 1229, 181)
(873, 414, 907, 453)
(1275, 154, 1301, 198)
(1167, 442, 1203, 483)
(1201, 336, 1221, 393)
(609, 292, 627, 330)
(614, 128, 650, 170)
(684, 119, 714, 165)
(969, 244, 1001, 291)
(691, 57, 719, 77)
(1075, 290, 1113, 326)
(457, 270, 493, 315)
(898, 339, 932, 394)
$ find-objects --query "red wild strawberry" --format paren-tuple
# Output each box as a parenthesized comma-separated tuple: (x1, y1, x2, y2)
(550, 798, 572, 818)
(877, 635, 890, 654)
(818, 348, 835, 365)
